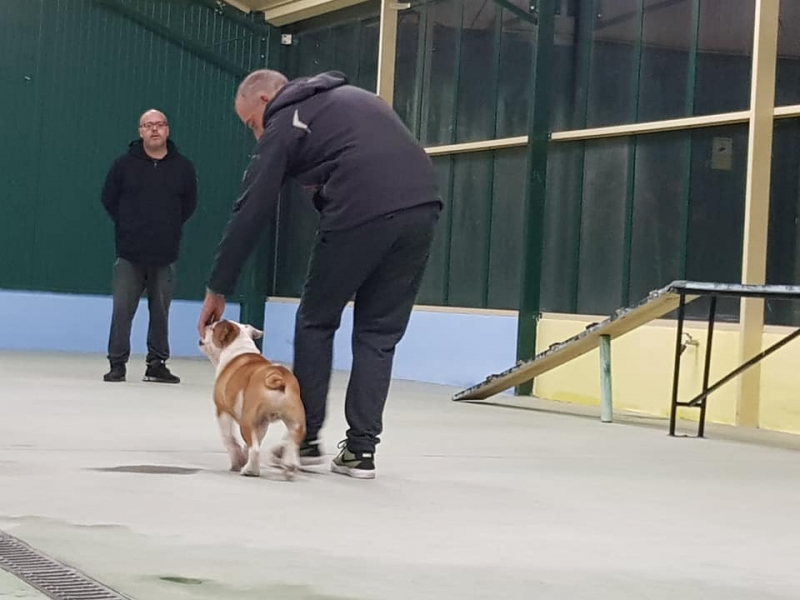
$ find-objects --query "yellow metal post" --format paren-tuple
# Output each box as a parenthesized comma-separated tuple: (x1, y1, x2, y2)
(376, 0, 399, 105)
(736, 0, 780, 428)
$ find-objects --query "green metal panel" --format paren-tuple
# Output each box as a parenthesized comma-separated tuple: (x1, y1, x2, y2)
(539, 140, 584, 314)
(447, 151, 493, 308)
(765, 119, 800, 327)
(487, 147, 528, 309)
(684, 124, 749, 321)
(693, 0, 754, 116)
(0, 0, 278, 303)
(416, 154, 452, 306)
(766, 5, 800, 327)
(394, 6, 426, 139)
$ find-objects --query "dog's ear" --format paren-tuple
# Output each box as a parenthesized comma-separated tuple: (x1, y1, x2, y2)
(212, 320, 238, 348)
(244, 324, 263, 340)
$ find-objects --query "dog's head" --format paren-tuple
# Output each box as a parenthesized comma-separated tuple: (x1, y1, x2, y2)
(198, 319, 263, 365)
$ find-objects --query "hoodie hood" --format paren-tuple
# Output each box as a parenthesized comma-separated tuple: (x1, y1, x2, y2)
(264, 71, 349, 123)
(128, 138, 179, 160)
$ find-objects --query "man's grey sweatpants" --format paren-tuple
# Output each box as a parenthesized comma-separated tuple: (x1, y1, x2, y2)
(107, 257, 175, 367)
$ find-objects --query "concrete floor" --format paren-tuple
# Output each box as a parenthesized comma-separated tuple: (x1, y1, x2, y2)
(1, 350, 800, 600)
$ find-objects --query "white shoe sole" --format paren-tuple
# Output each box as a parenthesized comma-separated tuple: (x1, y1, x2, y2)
(331, 462, 375, 479)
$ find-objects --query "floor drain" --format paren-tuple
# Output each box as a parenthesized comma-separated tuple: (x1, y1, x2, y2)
(0, 531, 132, 599)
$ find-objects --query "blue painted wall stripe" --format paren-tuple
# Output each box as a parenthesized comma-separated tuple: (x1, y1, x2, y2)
(0, 291, 517, 392)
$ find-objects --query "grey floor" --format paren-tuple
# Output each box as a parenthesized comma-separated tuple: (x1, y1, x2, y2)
(1, 350, 799, 599)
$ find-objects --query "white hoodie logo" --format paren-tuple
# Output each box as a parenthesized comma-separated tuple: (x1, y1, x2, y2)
(292, 109, 310, 133)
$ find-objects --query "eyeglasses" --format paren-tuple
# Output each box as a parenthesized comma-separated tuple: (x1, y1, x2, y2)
(139, 121, 168, 129)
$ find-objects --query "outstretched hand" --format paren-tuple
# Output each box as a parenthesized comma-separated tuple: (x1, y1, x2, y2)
(197, 289, 226, 338)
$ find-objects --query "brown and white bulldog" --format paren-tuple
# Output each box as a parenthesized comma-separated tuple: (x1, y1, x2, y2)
(198, 319, 306, 480)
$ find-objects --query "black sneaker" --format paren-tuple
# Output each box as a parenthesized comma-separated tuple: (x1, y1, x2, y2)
(143, 361, 180, 384)
(270, 438, 324, 467)
(331, 440, 375, 479)
(103, 364, 126, 382)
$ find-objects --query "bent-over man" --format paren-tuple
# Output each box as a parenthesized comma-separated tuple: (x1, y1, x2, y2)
(198, 70, 441, 479)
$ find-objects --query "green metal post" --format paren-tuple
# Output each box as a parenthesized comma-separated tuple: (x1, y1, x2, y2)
(515, 0, 556, 396)
(620, 0, 645, 307)
(570, 0, 595, 313)
(599, 334, 613, 422)
(678, 0, 701, 279)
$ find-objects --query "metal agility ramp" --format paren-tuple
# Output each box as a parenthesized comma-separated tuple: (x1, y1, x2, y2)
(452, 280, 800, 437)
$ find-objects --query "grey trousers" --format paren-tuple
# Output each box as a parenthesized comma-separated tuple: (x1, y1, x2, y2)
(107, 257, 175, 366)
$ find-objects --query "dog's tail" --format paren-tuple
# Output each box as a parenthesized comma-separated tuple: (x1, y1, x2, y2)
(264, 371, 286, 392)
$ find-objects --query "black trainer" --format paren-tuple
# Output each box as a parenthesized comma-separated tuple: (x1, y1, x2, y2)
(270, 438, 324, 467)
(143, 361, 180, 384)
(331, 440, 375, 479)
(103, 364, 126, 383)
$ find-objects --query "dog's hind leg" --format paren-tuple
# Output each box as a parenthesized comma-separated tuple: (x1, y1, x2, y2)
(280, 418, 305, 480)
(218, 411, 247, 472)
(240, 420, 268, 477)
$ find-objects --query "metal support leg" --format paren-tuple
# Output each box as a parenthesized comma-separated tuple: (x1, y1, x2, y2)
(599, 335, 613, 423)
(669, 294, 687, 436)
(697, 296, 717, 438)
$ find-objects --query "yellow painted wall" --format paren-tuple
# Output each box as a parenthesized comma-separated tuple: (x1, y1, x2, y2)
(532, 314, 800, 435)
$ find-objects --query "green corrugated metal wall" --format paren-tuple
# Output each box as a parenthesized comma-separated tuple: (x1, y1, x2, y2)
(0, 0, 279, 301)
(7, 0, 800, 329)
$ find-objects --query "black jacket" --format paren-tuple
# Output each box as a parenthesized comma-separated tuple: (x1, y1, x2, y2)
(206, 71, 441, 296)
(101, 139, 197, 266)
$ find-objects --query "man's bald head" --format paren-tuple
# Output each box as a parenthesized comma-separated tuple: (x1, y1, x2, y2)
(236, 70, 288, 103)
(139, 109, 168, 126)
(235, 70, 289, 140)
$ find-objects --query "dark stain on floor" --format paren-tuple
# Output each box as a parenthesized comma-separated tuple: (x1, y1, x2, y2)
(159, 575, 206, 585)
(90, 465, 200, 475)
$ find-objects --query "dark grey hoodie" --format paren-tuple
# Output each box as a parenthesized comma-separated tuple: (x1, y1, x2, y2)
(207, 71, 441, 296)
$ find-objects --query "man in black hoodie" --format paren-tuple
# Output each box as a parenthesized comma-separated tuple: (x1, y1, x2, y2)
(197, 70, 442, 479)
(102, 109, 197, 384)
